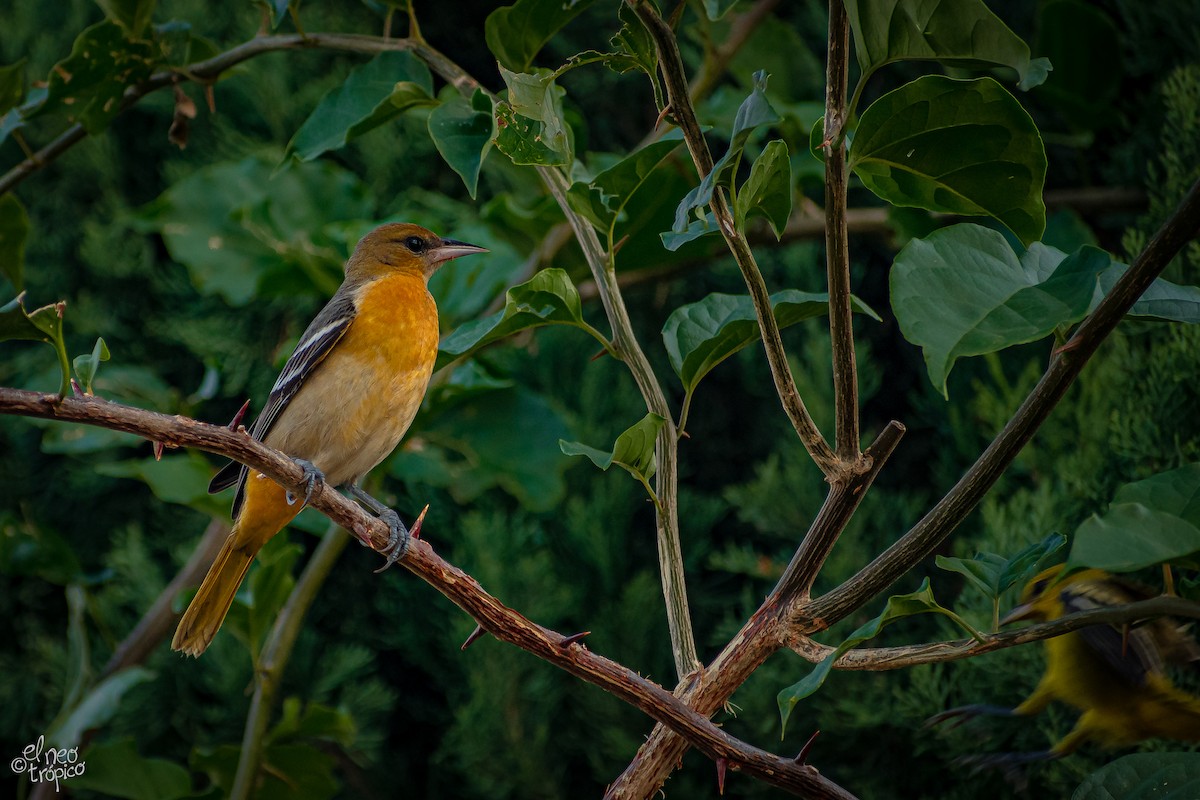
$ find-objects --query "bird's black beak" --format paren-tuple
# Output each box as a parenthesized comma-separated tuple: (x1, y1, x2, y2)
(430, 238, 488, 265)
(999, 602, 1037, 626)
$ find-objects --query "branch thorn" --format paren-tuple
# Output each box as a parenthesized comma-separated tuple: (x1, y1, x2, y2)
(716, 757, 728, 794)
(461, 623, 487, 651)
(152, 440, 165, 461)
(411, 504, 429, 540)
(228, 399, 251, 430)
(795, 729, 820, 764)
(559, 631, 591, 648)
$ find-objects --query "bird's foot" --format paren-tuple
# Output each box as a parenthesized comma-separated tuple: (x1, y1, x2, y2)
(285, 458, 325, 507)
(373, 508, 410, 573)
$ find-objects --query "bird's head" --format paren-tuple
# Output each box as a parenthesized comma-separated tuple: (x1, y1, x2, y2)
(1001, 564, 1107, 624)
(346, 222, 487, 282)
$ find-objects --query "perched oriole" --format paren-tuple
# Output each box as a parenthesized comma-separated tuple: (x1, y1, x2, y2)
(172, 223, 486, 657)
(929, 564, 1200, 766)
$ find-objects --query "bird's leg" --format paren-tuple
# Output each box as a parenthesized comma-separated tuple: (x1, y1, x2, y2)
(285, 458, 325, 507)
(344, 483, 410, 571)
(924, 704, 1017, 731)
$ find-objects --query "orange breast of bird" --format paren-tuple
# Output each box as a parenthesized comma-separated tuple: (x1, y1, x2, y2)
(263, 272, 439, 489)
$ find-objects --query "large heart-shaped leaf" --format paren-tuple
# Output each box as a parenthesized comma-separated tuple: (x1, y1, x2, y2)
(843, 0, 1051, 94)
(891, 224, 1112, 396)
(850, 76, 1047, 245)
(285, 51, 434, 163)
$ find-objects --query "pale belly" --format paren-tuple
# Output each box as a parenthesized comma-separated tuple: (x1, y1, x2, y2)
(262, 283, 438, 487)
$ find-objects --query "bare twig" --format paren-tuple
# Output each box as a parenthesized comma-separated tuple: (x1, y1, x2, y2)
(630, 0, 840, 477)
(787, 595, 1200, 670)
(822, 0, 860, 463)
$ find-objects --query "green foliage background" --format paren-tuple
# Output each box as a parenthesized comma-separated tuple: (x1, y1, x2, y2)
(1, 0, 1199, 798)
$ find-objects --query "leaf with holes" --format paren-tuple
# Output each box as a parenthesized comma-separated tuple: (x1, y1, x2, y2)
(485, 0, 597, 73)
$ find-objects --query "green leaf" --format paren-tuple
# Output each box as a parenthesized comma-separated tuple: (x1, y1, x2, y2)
(843, 0, 1052, 93)
(268, 698, 355, 747)
(136, 158, 372, 305)
(996, 532, 1067, 594)
(849, 75, 1047, 245)
(1067, 503, 1200, 573)
(0, 294, 71, 395)
(672, 71, 782, 234)
(436, 269, 605, 368)
(95, 453, 224, 514)
(1093, 264, 1200, 323)
(73, 337, 111, 395)
(734, 139, 791, 238)
(560, 413, 665, 487)
(567, 130, 684, 231)
(0, 58, 27, 116)
(1073, 753, 1200, 800)
(495, 66, 571, 166)
(662, 289, 880, 396)
(1112, 464, 1200, 527)
(935, 552, 1007, 598)
(192, 742, 337, 800)
(0, 193, 30, 292)
(428, 90, 494, 199)
(30, 21, 157, 134)
(609, 3, 661, 104)
(48, 667, 155, 749)
(285, 51, 434, 163)
(95, 0, 158, 38)
(661, 211, 718, 252)
(484, 0, 597, 73)
(890, 225, 1111, 396)
(73, 738, 193, 800)
(777, 579, 981, 732)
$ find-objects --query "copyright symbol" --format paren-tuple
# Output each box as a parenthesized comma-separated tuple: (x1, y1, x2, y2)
(11, 756, 29, 772)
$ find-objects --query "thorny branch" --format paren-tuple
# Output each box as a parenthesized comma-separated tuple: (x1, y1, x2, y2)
(0, 387, 850, 799)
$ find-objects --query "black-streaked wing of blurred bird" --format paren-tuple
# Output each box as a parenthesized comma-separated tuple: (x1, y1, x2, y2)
(927, 564, 1200, 772)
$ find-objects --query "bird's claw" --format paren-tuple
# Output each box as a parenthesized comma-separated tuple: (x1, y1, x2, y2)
(285, 458, 325, 507)
(373, 508, 410, 573)
(923, 704, 1013, 731)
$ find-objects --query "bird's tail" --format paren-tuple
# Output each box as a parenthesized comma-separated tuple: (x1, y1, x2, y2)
(171, 532, 259, 657)
(173, 474, 300, 657)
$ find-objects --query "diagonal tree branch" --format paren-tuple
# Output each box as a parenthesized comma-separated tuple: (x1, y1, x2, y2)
(0, 387, 851, 798)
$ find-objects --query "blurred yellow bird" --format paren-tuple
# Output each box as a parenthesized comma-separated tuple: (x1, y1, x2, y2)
(929, 564, 1200, 765)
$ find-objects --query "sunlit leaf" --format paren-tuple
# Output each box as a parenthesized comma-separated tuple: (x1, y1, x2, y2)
(560, 413, 665, 486)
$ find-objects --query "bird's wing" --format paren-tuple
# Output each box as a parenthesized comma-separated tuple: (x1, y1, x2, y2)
(208, 290, 357, 516)
(1063, 582, 1164, 686)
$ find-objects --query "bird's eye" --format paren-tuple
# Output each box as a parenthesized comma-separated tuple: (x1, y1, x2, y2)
(1031, 579, 1048, 596)
(404, 236, 426, 253)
